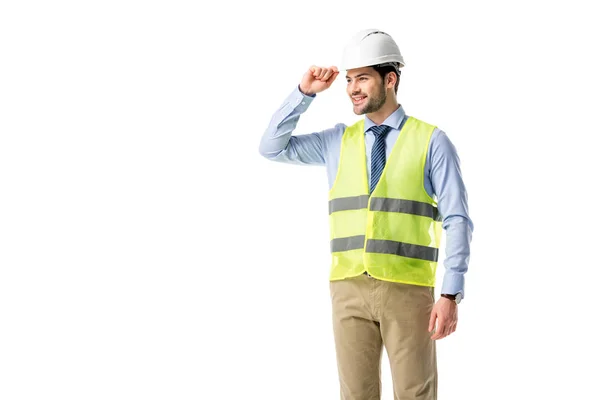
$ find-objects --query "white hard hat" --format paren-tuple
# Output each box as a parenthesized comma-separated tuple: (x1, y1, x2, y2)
(340, 29, 405, 71)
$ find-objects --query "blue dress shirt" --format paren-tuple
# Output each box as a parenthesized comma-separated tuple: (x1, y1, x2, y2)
(259, 85, 474, 299)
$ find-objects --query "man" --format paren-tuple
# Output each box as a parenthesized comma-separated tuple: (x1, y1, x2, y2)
(258, 28, 473, 400)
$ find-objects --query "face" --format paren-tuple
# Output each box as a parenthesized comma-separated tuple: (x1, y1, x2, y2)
(346, 67, 387, 115)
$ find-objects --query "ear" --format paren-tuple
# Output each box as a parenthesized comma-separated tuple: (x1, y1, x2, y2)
(386, 72, 396, 89)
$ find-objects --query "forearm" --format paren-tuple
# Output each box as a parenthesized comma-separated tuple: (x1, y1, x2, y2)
(258, 86, 324, 164)
(440, 215, 472, 298)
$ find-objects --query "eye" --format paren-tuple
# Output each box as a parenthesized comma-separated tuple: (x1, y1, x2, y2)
(359, 77, 367, 81)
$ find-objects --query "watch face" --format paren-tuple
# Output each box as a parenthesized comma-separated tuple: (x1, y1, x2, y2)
(455, 293, 463, 304)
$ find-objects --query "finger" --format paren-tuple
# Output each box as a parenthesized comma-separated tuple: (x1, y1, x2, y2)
(442, 324, 451, 338)
(325, 70, 339, 84)
(313, 67, 322, 78)
(325, 69, 338, 82)
(322, 69, 334, 81)
(327, 71, 340, 85)
(318, 68, 328, 80)
(447, 320, 457, 336)
(432, 318, 446, 340)
(431, 326, 442, 340)
(431, 329, 442, 340)
(428, 310, 436, 333)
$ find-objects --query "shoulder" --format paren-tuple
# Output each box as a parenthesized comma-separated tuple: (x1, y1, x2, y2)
(428, 127, 461, 165)
(405, 115, 459, 161)
(340, 119, 363, 136)
(405, 115, 438, 132)
(431, 128, 456, 151)
(313, 122, 347, 150)
(405, 115, 453, 149)
(319, 122, 348, 137)
(319, 122, 354, 138)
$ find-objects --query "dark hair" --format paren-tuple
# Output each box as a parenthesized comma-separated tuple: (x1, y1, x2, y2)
(372, 63, 401, 94)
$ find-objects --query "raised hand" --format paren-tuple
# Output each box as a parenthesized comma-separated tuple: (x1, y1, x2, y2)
(299, 66, 339, 96)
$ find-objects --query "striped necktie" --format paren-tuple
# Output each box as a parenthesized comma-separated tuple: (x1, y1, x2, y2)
(369, 124, 391, 194)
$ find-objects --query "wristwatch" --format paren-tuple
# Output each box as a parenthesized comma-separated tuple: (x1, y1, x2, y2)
(440, 292, 462, 304)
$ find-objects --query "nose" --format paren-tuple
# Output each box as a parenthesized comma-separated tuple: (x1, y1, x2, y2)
(349, 80, 360, 95)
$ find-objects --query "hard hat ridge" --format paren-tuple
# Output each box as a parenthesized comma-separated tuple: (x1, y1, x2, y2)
(340, 28, 405, 71)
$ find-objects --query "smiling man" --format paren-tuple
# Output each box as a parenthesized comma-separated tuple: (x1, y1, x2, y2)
(258, 29, 474, 400)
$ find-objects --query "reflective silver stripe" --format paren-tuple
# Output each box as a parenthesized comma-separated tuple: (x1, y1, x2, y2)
(330, 235, 365, 252)
(329, 195, 370, 214)
(366, 239, 439, 262)
(331, 237, 438, 262)
(369, 197, 441, 221)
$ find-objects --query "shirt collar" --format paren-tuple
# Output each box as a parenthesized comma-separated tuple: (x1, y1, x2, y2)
(364, 105, 406, 133)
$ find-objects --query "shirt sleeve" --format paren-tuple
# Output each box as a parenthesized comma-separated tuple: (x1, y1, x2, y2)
(259, 85, 335, 165)
(429, 129, 474, 300)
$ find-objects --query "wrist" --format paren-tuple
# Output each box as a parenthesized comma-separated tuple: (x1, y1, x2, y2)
(441, 292, 462, 304)
(298, 84, 314, 97)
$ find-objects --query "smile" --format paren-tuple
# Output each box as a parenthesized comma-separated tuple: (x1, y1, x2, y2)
(352, 95, 367, 105)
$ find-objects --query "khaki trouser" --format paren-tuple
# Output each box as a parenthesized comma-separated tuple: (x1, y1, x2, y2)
(329, 272, 437, 400)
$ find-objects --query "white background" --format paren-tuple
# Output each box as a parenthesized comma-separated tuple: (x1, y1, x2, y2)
(1, 1, 598, 399)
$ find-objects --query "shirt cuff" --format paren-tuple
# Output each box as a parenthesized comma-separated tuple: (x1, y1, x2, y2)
(272, 85, 314, 117)
(441, 273, 465, 299)
(296, 84, 316, 98)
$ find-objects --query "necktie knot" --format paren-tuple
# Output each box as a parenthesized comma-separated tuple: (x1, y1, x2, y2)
(370, 124, 391, 137)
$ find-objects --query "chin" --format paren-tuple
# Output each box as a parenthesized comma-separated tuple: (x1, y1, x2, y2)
(352, 105, 366, 115)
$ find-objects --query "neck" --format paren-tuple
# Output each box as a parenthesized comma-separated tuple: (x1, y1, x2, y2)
(367, 92, 400, 125)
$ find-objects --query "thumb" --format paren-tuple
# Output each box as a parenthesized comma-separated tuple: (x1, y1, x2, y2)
(327, 71, 340, 86)
(428, 309, 437, 332)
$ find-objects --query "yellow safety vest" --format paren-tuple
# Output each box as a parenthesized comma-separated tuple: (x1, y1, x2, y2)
(328, 116, 443, 286)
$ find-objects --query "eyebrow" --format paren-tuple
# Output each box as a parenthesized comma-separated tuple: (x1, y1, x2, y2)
(346, 73, 370, 79)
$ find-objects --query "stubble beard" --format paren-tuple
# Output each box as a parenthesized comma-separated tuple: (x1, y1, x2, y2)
(353, 83, 387, 115)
